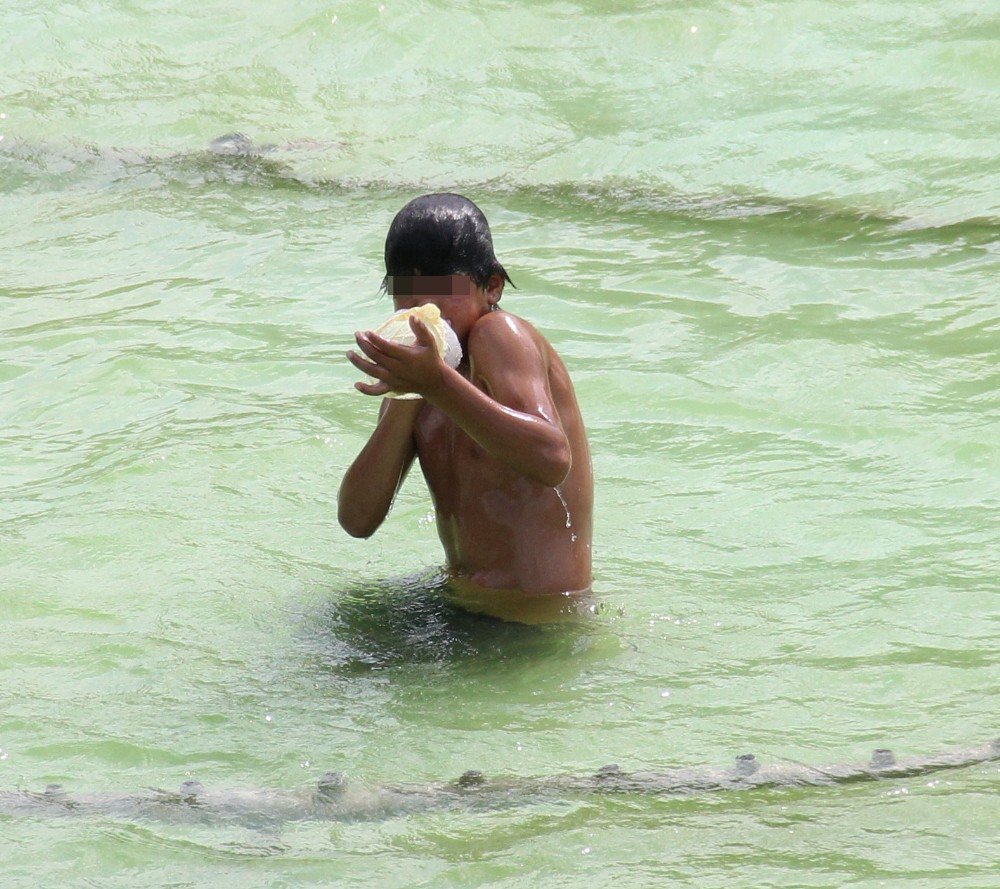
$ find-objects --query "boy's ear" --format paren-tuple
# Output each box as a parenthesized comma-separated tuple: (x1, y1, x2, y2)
(485, 272, 505, 305)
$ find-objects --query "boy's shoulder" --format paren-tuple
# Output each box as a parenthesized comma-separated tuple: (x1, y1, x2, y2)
(467, 310, 556, 390)
(468, 310, 549, 354)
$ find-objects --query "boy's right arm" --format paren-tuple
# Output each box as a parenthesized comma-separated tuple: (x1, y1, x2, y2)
(337, 399, 421, 538)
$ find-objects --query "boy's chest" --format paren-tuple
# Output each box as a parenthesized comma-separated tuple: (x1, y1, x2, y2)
(413, 406, 490, 483)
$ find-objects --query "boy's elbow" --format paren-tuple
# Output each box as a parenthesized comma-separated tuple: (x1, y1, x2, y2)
(341, 520, 376, 539)
(537, 439, 572, 488)
(337, 505, 381, 539)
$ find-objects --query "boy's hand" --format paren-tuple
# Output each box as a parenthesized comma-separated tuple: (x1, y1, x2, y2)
(347, 314, 447, 398)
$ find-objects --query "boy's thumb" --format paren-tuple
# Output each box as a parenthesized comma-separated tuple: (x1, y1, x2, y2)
(410, 315, 435, 346)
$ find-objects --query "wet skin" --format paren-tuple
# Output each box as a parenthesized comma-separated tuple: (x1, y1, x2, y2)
(338, 274, 593, 619)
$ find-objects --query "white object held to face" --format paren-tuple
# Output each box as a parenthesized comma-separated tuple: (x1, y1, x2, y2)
(367, 304, 463, 399)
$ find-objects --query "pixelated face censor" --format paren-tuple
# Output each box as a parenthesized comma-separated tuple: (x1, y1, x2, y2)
(386, 275, 477, 298)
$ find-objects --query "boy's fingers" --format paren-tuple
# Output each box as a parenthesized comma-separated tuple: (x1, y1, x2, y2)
(355, 329, 401, 353)
(359, 331, 421, 366)
(354, 380, 392, 396)
(355, 330, 385, 354)
(347, 350, 390, 379)
(366, 328, 431, 360)
(409, 315, 436, 347)
(355, 333, 402, 366)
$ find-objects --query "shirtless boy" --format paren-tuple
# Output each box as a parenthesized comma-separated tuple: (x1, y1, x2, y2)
(338, 194, 593, 621)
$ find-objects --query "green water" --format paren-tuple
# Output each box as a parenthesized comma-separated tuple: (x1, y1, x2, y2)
(2, 1, 998, 885)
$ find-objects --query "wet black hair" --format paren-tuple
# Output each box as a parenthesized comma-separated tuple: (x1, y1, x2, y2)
(382, 193, 513, 291)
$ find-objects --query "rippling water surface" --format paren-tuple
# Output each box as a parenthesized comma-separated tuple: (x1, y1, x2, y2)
(2, 1, 998, 886)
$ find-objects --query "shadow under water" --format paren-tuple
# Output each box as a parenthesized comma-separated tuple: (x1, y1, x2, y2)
(291, 571, 610, 676)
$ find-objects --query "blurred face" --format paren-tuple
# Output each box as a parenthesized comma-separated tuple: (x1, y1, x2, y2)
(387, 274, 501, 340)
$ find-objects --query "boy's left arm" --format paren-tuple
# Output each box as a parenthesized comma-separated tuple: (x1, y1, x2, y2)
(456, 312, 572, 486)
(350, 313, 570, 487)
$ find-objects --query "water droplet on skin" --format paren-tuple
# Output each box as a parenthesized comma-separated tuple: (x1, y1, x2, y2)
(554, 487, 572, 528)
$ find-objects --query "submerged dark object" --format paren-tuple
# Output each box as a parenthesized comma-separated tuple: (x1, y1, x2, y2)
(1, 739, 996, 827)
(208, 132, 278, 157)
